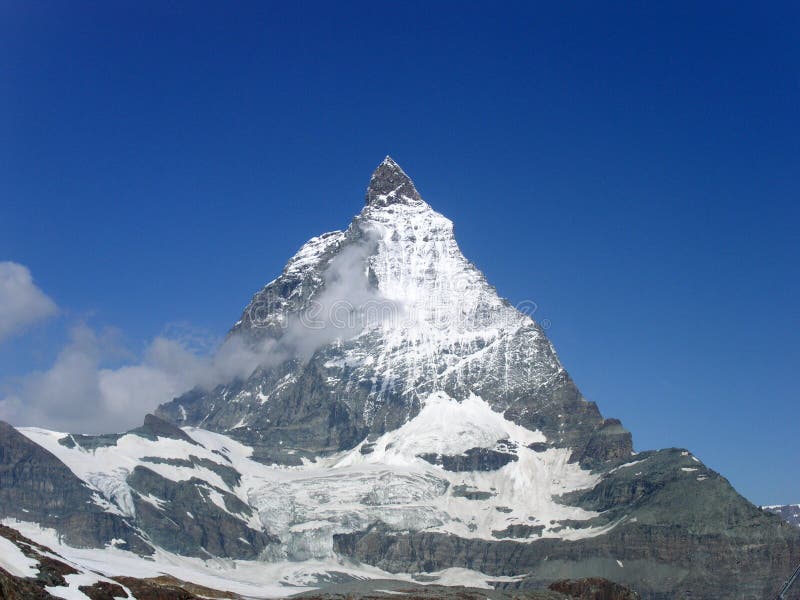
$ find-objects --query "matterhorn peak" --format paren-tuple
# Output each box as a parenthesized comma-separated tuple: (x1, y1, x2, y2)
(4, 157, 794, 600)
(365, 155, 423, 207)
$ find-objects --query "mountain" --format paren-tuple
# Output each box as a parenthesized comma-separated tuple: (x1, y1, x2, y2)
(159, 156, 627, 467)
(1, 157, 798, 599)
(765, 504, 800, 528)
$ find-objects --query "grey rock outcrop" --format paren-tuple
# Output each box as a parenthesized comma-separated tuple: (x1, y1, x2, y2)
(765, 504, 800, 528)
(0, 421, 151, 554)
(126, 465, 276, 559)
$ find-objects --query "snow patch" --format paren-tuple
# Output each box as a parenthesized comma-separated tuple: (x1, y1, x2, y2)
(0, 535, 39, 577)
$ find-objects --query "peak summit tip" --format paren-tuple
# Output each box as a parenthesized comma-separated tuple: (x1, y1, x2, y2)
(366, 156, 422, 207)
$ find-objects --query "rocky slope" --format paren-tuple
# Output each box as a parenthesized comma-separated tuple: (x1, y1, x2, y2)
(0, 157, 798, 599)
(765, 504, 800, 528)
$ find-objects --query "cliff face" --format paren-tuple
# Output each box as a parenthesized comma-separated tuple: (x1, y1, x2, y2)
(766, 504, 800, 528)
(0, 421, 151, 555)
(333, 447, 800, 599)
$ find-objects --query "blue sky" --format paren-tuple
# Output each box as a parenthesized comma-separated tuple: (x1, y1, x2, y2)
(1, 2, 797, 505)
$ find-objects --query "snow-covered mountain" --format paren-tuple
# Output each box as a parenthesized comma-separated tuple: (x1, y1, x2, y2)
(1, 158, 798, 599)
(158, 157, 620, 467)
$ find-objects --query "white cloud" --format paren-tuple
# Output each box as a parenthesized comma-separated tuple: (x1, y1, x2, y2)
(278, 227, 399, 358)
(0, 262, 58, 342)
(0, 237, 395, 434)
(0, 323, 287, 433)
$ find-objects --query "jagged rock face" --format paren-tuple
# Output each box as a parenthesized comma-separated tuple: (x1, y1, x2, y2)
(158, 157, 628, 465)
(126, 465, 276, 559)
(0, 421, 151, 555)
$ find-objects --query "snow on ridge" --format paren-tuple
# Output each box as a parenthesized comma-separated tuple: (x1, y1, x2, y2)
(606, 458, 647, 474)
(17, 427, 243, 517)
(0, 535, 39, 577)
(284, 231, 346, 277)
(335, 392, 545, 465)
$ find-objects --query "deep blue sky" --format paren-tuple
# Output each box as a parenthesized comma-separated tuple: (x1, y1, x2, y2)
(1, 2, 798, 504)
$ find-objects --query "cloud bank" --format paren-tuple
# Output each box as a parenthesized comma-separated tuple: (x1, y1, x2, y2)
(0, 262, 58, 343)
(0, 240, 390, 434)
(0, 324, 287, 434)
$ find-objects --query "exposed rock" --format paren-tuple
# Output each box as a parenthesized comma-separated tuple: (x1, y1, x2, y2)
(32, 553, 78, 588)
(157, 159, 616, 464)
(450, 485, 495, 500)
(126, 465, 277, 559)
(571, 419, 633, 467)
(112, 577, 199, 600)
(0, 524, 78, 590)
(0, 525, 108, 599)
(0, 566, 53, 599)
(365, 156, 423, 207)
(0, 422, 152, 554)
(764, 504, 800, 528)
(153, 157, 799, 598)
(56, 415, 197, 451)
(130, 414, 199, 445)
(140, 455, 241, 488)
(79, 581, 129, 599)
(491, 524, 545, 539)
(418, 446, 517, 472)
(0, 524, 237, 600)
(113, 575, 239, 600)
(549, 578, 640, 600)
(58, 432, 122, 450)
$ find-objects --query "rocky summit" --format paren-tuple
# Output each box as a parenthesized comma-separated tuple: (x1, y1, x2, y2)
(1, 158, 799, 599)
